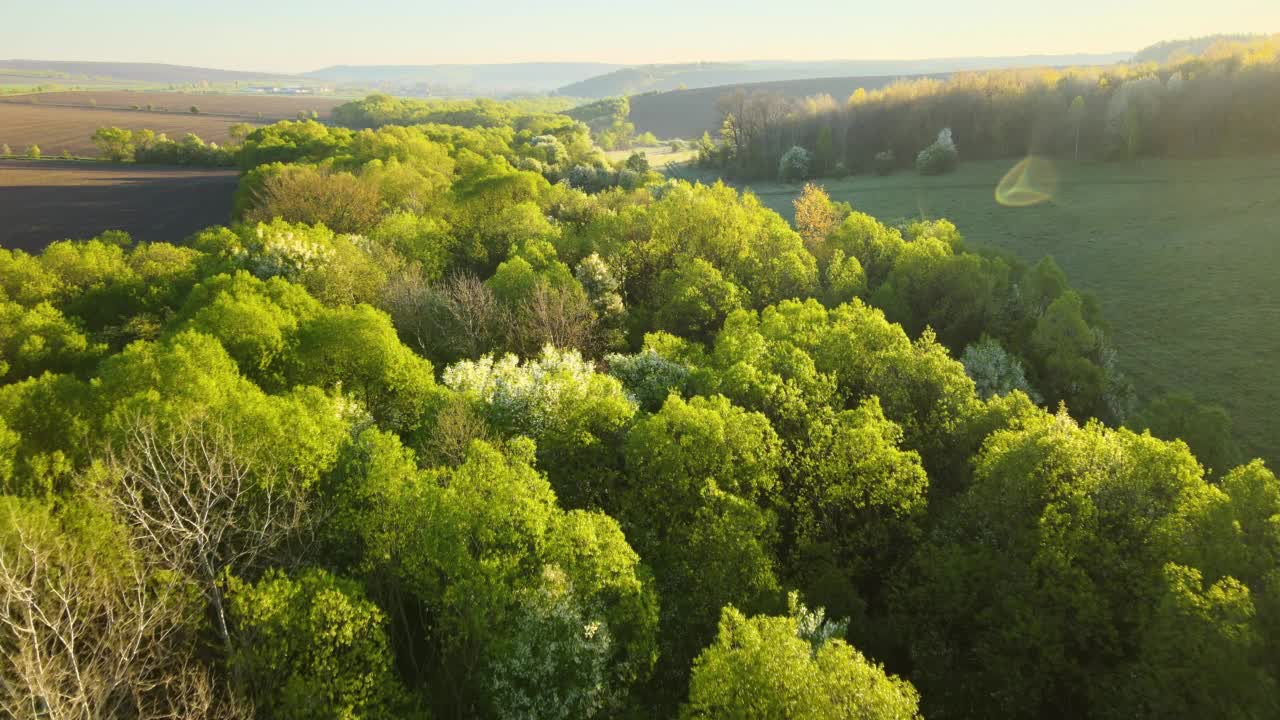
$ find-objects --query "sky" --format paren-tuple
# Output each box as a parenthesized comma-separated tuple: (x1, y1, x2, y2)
(6, 0, 1279, 73)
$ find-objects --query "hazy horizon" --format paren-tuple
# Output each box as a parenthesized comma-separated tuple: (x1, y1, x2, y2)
(8, 0, 1277, 74)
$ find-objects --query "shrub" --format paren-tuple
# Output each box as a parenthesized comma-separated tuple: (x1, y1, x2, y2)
(1, 144, 11, 157)
(624, 151, 650, 173)
(915, 128, 959, 175)
(832, 160, 850, 178)
(873, 149, 896, 175)
(25, 144, 41, 159)
(778, 145, 811, 182)
(189, 105, 200, 114)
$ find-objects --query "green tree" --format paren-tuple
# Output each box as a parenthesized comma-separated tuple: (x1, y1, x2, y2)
(898, 410, 1258, 718)
(92, 126, 137, 161)
(1069, 95, 1086, 160)
(683, 604, 922, 720)
(623, 394, 784, 703)
(1131, 392, 1242, 477)
(229, 568, 413, 720)
(814, 126, 834, 176)
(790, 398, 929, 626)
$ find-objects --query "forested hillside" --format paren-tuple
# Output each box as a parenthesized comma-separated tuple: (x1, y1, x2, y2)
(1, 88, 1277, 720)
(698, 34, 1280, 178)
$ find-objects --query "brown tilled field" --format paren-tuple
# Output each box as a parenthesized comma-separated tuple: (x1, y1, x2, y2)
(0, 160, 238, 252)
(0, 103, 264, 157)
(1, 91, 348, 121)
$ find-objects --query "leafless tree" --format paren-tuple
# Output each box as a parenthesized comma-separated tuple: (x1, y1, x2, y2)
(104, 412, 309, 651)
(382, 269, 505, 362)
(510, 285, 600, 357)
(0, 512, 251, 720)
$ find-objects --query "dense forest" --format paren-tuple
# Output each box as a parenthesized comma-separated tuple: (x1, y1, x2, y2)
(2, 81, 1277, 720)
(699, 34, 1280, 178)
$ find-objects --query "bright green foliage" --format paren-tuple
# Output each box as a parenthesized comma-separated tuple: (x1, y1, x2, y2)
(0, 373, 93, 496)
(683, 605, 922, 720)
(873, 237, 1010, 351)
(0, 248, 62, 307)
(899, 411, 1259, 718)
(486, 238, 579, 305)
(95, 330, 349, 490)
(175, 271, 322, 388)
(823, 250, 865, 306)
(0, 417, 18, 491)
(333, 435, 657, 717)
(1, 88, 1270, 719)
(229, 568, 414, 720)
(790, 398, 928, 623)
(370, 212, 455, 282)
(622, 394, 784, 699)
(1028, 290, 1116, 420)
(292, 304, 440, 436)
(653, 259, 743, 340)
(0, 301, 103, 382)
(618, 182, 817, 314)
(238, 120, 353, 170)
(823, 212, 904, 288)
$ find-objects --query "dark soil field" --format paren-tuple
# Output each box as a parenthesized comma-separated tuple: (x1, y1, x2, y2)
(1, 91, 348, 121)
(0, 104, 264, 157)
(0, 160, 237, 251)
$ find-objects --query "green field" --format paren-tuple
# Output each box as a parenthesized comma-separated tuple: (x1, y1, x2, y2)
(605, 144, 698, 168)
(721, 156, 1280, 465)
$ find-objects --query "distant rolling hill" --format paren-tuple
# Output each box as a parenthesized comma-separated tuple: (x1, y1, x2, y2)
(559, 53, 1133, 98)
(305, 63, 624, 96)
(0, 59, 296, 85)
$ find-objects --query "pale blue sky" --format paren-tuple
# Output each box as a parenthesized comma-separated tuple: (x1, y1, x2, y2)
(7, 0, 1278, 73)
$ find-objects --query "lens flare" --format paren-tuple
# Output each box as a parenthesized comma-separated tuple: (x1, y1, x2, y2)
(995, 156, 1058, 207)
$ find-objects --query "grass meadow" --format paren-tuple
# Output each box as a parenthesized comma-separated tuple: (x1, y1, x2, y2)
(717, 155, 1280, 464)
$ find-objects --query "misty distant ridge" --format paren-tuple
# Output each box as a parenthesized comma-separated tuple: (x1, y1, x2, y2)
(558, 53, 1133, 96)
(303, 63, 623, 94)
(3, 51, 1136, 97)
(0, 59, 295, 84)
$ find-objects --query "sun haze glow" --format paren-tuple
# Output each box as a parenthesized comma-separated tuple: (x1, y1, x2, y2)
(996, 157, 1060, 207)
(4, 0, 1279, 72)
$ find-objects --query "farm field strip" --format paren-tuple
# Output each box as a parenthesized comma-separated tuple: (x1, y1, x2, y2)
(0, 103, 262, 157)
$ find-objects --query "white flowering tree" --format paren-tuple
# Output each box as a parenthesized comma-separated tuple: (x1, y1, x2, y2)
(961, 336, 1041, 402)
(444, 346, 637, 508)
